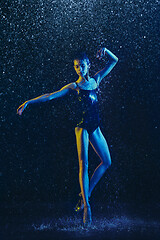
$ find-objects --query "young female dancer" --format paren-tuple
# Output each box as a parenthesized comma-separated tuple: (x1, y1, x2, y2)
(17, 47, 118, 226)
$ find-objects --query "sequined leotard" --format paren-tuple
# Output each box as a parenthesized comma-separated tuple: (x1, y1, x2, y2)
(74, 82, 100, 134)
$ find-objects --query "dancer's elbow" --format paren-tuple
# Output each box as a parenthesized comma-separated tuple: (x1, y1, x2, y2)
(112, 56, 118, 63)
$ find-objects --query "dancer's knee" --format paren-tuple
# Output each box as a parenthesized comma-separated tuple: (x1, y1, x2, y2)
(102, 156, 111, 169)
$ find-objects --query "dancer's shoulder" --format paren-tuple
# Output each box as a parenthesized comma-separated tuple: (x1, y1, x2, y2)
(61, 82, 77, 90)
(66, 82, 78, 90)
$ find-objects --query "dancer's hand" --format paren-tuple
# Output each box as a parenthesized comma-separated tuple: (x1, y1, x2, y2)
(17, 101, 28, 115)
(96, 47, 107, 60)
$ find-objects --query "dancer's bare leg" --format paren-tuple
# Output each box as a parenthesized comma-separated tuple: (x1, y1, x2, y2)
(88, 127, 111, 198)
(75, 127, 90, 207)
(75, 127, 92, 225)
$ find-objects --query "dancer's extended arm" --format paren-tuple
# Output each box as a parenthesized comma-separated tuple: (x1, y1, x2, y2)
(94, 47, 118, 85)
(17, 83, 75, 115)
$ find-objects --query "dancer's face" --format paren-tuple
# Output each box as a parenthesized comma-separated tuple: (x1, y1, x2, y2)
(74, 59, 90, 77)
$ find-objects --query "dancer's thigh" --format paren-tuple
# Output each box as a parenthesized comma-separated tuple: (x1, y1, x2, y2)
(75, 127, 89, 165)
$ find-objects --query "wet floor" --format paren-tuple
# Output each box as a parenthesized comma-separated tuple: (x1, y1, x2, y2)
(1, 202, 160, 240)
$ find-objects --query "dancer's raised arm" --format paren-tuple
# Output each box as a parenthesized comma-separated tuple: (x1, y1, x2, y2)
(17, 82, 76, 115)
(94, 47, 118, 85)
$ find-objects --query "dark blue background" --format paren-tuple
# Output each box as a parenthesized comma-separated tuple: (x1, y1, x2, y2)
(1, 0, 159, 211)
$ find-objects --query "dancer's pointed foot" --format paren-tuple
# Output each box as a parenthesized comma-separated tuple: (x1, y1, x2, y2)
(83, 205, 92, 227)
(74, 193, 84, 212)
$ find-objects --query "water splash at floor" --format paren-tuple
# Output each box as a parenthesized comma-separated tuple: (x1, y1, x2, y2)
(1, 202, 160, 240)
(30, 214, 160, 238)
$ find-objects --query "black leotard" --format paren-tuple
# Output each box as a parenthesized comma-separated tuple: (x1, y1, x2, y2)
(73, 82, 100, 134)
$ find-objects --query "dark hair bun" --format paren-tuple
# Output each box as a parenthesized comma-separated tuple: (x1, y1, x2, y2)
(73, 52, 90, 65)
